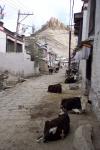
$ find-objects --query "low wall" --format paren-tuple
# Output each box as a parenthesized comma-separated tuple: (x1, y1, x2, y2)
(0, 52, 39, 77)
(79, 60, 87, 90)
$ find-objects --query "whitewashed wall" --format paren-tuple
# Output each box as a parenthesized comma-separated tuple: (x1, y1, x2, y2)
(82, 3, 89, 41)
(0, 52, 39, 77)
(89, 0, 100, 120)
(0, 30, 6, 53)
(79, 2, 90, 91)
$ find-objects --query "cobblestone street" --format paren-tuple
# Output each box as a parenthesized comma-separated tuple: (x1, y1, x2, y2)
(0, 69, 99, 150)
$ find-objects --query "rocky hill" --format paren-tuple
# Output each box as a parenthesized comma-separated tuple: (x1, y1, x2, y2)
(36, 17, 69, 32)
(34, 17, 77, 58)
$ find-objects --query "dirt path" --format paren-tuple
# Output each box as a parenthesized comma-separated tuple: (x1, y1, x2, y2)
(0, 69, 99, 150)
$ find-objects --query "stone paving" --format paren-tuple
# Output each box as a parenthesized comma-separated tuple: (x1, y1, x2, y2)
(0, 69, 66, 150)
(0, 69, 99, 150)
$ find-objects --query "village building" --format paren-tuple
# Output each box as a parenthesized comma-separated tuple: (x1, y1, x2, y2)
(74, 0, 100, 120)
(0, 21, 40, 77)
(25, 35, 58, 74)
(25, 36, 48, 74)
(47, 50, 56, 67)
(37, 43, 48, 74)
(0, 21, 24, 53)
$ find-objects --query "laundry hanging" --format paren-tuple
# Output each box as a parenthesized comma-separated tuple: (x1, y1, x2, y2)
(73, 47, 91, 62)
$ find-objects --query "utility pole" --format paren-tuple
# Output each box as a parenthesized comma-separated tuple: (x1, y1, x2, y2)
(14, 10, 20, 52)
(68, 29, 71, 74)
(14, 10, 33, 52)
(68, 0, 73, 75)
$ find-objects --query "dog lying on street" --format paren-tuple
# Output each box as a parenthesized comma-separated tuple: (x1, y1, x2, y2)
(36, 109, 70, 143)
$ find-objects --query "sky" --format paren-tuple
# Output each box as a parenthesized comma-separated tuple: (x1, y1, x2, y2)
(0, 0, 83, 34)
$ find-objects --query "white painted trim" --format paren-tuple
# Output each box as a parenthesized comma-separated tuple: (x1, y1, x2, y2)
(7, 35, 24, 45)
(0, 26, 4, 31)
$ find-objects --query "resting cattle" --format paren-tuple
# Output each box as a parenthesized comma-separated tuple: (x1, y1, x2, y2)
(48, 84, 62, 93)
(71, 69, 78, 75)
(61, 97, 81, 110)
(37, 110, 70, 143)
(65, 76, 77, 84)
(60, 96, 91, 114)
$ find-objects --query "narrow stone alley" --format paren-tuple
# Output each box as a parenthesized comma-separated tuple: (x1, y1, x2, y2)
(0, 69, 99, 150)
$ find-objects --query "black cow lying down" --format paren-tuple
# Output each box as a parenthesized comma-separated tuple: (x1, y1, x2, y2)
(60, 97, 92, 114)
(65, 76, 77, 84)
(48, 83, 62, 93)
(37, 110, 70, 143)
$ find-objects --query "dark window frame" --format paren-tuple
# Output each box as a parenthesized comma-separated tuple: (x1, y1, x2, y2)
(88, 0, 96, 36)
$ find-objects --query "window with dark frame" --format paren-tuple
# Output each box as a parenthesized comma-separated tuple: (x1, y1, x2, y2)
(88, 0, 96, 36)
(6, 39, 14, 52)
(16, 43, 22, 53)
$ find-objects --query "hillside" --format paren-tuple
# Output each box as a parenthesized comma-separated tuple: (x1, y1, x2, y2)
(35, 17, 77, 58)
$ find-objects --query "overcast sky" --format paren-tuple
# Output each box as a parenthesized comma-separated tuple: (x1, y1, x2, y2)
(0, 0, 83, 34)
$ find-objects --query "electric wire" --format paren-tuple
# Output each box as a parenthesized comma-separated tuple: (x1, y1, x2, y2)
(1, 1, 18, 11)
(5, 0, 28, 11)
